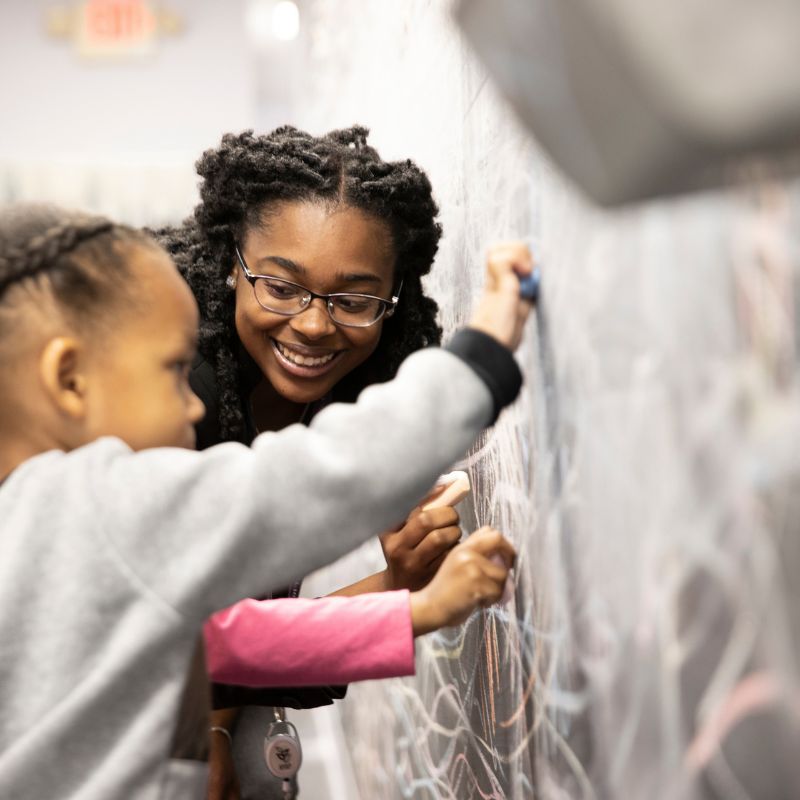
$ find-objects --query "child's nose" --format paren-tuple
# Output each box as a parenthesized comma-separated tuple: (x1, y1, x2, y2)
(187, 390, 206, 424)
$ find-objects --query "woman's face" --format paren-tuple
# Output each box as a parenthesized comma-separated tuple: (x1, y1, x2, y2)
(233, 200, 396, 405)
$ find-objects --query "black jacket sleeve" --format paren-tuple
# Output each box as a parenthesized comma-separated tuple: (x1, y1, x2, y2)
(446, 329, 522, 424)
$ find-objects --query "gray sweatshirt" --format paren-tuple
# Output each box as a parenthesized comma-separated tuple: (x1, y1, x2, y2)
(0, 332, 521, 799)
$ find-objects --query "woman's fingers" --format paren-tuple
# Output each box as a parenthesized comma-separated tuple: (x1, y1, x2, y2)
(421, 472, 470, 511)
(415, 525, 462, 565)
(384, 506, 459, 552)
(414, 482, 447, 513)
(424, 549, 450, 576)
(381, 507, 461, 590)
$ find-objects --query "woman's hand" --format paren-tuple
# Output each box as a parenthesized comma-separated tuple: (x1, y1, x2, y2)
(379, 505, 463, 592)
(409, 527, 516, 635)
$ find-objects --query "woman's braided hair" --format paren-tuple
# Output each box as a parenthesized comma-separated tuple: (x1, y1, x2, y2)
(0, 203, 154, 330)
(155, 125, 443, 442)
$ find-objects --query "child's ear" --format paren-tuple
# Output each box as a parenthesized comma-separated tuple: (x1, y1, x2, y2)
(38, 337, 88, 419)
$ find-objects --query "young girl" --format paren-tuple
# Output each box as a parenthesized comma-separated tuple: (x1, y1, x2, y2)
(0, 202, 531, 799)
(155, 125, 509, 798)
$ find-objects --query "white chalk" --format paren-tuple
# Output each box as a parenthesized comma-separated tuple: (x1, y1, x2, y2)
(422, 470, 471, 510)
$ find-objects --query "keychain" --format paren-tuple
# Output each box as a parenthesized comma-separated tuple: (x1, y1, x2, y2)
(264, 707, 302, 799)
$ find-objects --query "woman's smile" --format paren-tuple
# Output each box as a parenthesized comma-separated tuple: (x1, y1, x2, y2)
(270, 337, 346, 378)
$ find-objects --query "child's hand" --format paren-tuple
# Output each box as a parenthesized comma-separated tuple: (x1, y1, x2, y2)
(409, 527, 516, 635)
(379, 506, 462, 592)
(468, 241, 536, 351)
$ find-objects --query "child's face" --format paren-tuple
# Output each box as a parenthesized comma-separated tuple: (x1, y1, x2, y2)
(82, 246, 205, 451)
(233, 201, 396, 405)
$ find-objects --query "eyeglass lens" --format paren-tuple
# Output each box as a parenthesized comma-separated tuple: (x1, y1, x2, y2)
(254, 276, 385, 326)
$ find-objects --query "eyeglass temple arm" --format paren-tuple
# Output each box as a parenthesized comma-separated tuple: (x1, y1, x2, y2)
(391, 280, 404, 304)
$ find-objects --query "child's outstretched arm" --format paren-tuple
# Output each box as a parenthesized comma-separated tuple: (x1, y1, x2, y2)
(205, 593, 414, 687)
(204, 528, 515, 687)
(19, 243, 534, 623)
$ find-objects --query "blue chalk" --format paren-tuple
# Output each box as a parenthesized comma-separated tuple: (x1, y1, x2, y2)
(518, 267, 541, 301)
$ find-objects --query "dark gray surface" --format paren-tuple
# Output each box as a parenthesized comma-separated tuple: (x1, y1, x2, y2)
(456, 0, 800, 205)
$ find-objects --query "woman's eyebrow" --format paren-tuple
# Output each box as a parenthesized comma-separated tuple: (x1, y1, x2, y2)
(258, 255, 306, 276)
(257, 256, 382, 286)
(335, 271, 383, 285)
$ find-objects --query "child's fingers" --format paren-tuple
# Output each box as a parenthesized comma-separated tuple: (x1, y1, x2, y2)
(469, 551, 509, 584)
(486, 242, 534, 291)
(475, 575, 506, 607)
(463, 527, 517, 568)
(487, 241, 533, 265)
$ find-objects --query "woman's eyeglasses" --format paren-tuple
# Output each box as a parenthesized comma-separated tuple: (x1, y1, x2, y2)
(235, 246, 401, 328)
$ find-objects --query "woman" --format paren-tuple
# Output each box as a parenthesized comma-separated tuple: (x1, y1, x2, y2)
(157, 125, 509, 798)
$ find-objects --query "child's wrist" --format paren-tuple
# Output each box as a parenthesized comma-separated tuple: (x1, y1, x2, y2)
(410, 590, 438, 637)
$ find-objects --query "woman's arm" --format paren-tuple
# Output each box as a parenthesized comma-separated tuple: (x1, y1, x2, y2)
(326, 506, 461, 597)
(327, 572, 388, 597)
(330, 473, 472, 597)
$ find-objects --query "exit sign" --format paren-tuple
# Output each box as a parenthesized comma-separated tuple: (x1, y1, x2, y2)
(80, 0, 156, 55)
(46, 0, 183, 59)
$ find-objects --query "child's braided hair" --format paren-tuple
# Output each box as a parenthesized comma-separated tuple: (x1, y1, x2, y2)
(0, 204, 155, 329)
(154, 125, 443, 442)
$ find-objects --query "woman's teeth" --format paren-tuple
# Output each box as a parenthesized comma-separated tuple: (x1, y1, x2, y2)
(275, 341, 336, 367)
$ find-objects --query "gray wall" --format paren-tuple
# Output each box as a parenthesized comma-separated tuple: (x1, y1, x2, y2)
(0, 0, 311, 223)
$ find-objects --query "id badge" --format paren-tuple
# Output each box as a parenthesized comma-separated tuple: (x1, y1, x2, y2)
(264, 709, 302, 782)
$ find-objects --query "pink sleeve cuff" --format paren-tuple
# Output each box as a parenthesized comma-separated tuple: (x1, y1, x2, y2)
(204, 590, 415, 687)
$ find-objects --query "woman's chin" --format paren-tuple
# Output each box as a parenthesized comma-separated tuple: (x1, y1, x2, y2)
(271, 374, 335, 406)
